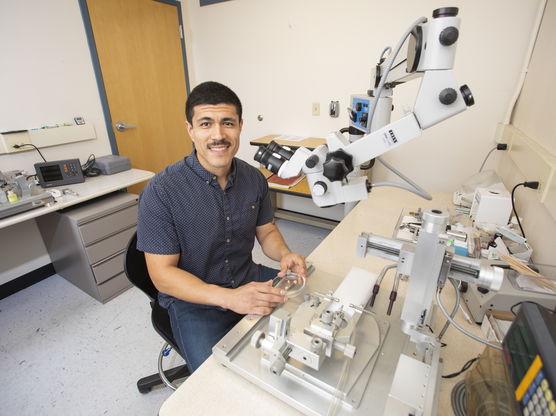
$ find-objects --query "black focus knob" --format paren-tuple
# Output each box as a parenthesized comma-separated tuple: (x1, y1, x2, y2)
(439, 26, 459, 46)
(305, 154, 319, 169)
(460, 84, 475, 106)
(433, 7, 459, 18)
(439, 88, 457, 105)
(322, 149, 354, 182)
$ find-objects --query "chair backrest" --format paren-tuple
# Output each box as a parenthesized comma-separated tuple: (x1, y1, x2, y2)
(124, 231, 158, 302)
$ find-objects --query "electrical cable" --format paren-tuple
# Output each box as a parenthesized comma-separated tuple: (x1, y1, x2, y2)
(442, 356, 479, 379)
(12, 143, 47, 162)
(82, 154, 101, 177)
(367, 15, 427, 127)
(438, 278, 461, 340)
(510, 181, 539, 241)
(363, 16, 431, 201)
(478, 143, 508, 172)
(478, 147, 497, 173)
(436, 286, 503, 351)
(386, 272, 402, 315)
(368, 264, 397, 307)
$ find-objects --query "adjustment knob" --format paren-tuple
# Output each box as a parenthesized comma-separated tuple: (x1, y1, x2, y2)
(460, 84, 475, 106)
(322, 150, 354, 182)
(433, 7, 459, 18)
(313, 181, 327, 196)
(439, 27, 459, 46)
(305, 154, 319, 169)
(250, 330, 265, 349)
(439, 88, 457, 105)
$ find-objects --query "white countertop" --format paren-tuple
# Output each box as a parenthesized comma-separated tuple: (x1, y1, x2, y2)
(0, 169, 154, 230)
(160, 187, 485, 416)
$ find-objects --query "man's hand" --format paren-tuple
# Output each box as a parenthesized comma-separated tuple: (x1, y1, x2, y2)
(278, 252, 307, 278)
(226, 280, 287, 315)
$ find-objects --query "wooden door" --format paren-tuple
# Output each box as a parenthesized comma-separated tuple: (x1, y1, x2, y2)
(82, 0, 191, 194)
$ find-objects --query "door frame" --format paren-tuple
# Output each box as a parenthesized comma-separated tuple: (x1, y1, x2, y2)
(78, 0, 191, 155)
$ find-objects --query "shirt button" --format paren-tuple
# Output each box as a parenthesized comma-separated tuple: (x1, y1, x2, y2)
(231, 280, 235, 285)
(226, 238, 230, 243)
(205, 180, 209, 184)
(213, 176, 216, 180)
(226, 216, 230, 221)
(251, 205, 255, 209)
(225, 259, 229, 263)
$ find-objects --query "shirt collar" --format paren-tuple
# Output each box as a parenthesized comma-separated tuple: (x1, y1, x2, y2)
(185, 151, 237, 189)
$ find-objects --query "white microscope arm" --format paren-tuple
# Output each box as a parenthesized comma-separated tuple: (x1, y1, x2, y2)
(255, 7, 474, 208)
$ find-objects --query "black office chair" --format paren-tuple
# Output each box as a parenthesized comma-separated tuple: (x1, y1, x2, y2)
(124, 232, 190, 393)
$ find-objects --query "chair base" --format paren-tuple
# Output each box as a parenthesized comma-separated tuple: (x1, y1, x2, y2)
(137, 364, 190, 394)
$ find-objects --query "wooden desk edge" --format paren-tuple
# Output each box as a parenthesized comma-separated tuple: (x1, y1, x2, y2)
(250, 135, 326, 150)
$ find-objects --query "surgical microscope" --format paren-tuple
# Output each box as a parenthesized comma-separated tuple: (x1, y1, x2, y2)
(213, 7, 505, 416)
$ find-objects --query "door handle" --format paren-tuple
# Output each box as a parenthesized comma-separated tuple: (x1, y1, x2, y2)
(115, 121, 136, 132)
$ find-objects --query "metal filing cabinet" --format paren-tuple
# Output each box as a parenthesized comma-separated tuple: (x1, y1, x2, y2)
(37, 192, 138, 303)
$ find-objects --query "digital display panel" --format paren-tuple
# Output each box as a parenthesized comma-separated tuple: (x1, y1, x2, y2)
(39, 165, 64, 182)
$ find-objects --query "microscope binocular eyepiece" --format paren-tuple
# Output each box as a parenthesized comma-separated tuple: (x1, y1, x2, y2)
(254, 141, 294, 174)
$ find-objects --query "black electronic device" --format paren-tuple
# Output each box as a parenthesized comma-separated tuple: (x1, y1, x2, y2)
(502, 302, 556, 416)
(34, 159, 85, 188)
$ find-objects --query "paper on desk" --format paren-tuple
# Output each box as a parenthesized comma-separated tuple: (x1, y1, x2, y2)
(274, 135, 307, 142)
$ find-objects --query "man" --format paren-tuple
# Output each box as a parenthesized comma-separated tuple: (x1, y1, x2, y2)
(137, 81, 307, 372)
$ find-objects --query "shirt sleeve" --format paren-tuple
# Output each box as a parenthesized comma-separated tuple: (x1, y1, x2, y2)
(256, 170, 274, 227)
(136, 180, 180, 255)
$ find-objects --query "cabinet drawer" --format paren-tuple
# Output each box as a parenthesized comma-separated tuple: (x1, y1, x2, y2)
(86, 226, 136, 265)
(97, 272, 132, 303)
(92, 250, 126, 284)
(79, 204, 138, 246)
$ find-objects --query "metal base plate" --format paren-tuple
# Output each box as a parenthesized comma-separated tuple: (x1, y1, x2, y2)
(213, 270, 438, 416)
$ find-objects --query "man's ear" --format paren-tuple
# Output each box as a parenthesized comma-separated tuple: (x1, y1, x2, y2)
(185, 121, 195, 140)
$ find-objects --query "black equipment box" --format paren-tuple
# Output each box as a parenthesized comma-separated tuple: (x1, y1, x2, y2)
(502, 302, 556, 415)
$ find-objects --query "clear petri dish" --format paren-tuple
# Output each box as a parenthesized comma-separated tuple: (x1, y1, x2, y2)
(273, 271, 306, 298)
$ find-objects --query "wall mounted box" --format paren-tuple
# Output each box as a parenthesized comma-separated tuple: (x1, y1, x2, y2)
(0, 124, 96, 154)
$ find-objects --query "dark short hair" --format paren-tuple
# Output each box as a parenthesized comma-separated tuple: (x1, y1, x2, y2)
(185, 81, 242, 123)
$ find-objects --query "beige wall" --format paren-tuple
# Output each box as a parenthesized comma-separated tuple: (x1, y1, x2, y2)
(182, 0, 542, 191)
(512, 0, 556, 155)
(0, 0, 549, 283)
(497, 0, 555, 264)
(0, 0, 113, 284)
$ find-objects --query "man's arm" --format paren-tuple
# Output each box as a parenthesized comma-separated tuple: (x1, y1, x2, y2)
(256, 222, 307, 278)
(145, 252, 287, 315)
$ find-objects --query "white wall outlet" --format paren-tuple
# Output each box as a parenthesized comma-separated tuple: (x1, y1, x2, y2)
(312, 102, 320, 116)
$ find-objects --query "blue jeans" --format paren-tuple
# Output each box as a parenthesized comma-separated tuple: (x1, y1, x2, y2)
(167, 264, 279, 372)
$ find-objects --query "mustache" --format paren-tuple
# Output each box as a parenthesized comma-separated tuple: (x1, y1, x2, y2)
(207, 140, 232, 148)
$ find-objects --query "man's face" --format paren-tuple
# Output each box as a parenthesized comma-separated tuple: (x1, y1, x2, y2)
(186, 103, 242, 176)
